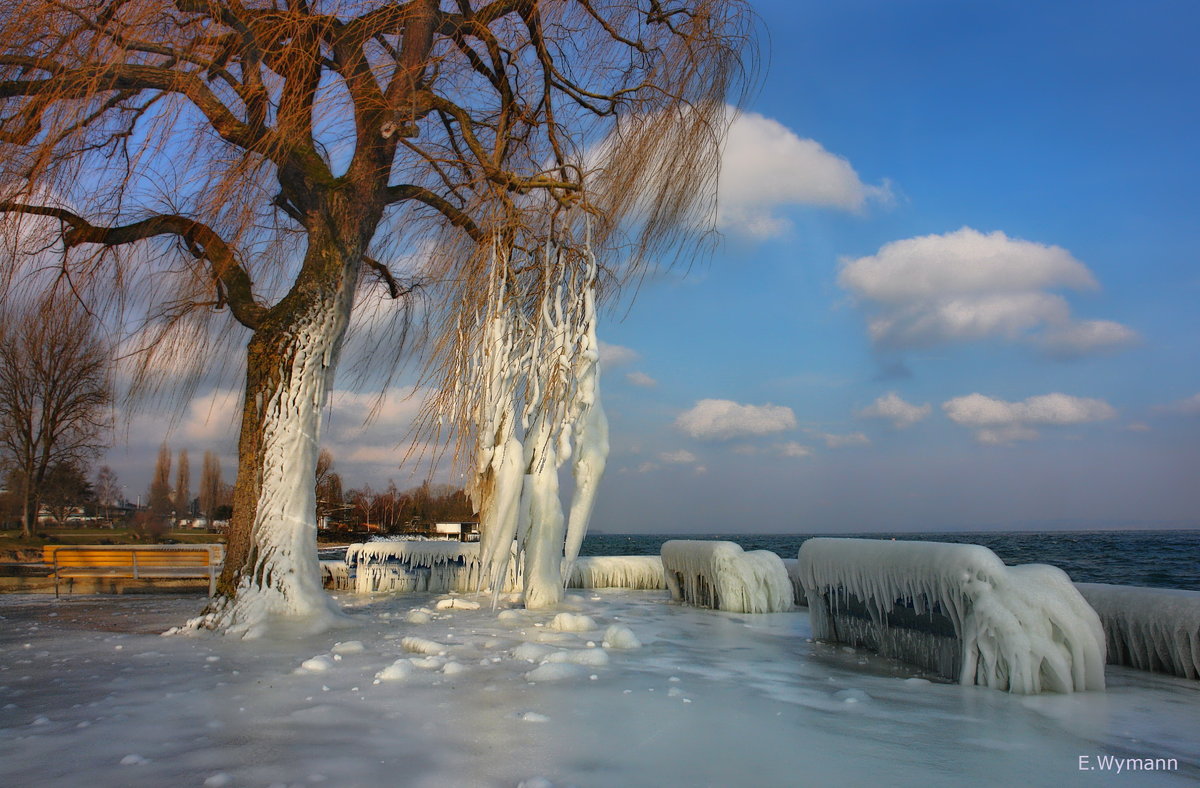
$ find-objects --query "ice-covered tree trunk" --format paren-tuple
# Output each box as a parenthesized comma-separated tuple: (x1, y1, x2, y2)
(198, 234, 362, 637)
(460, 236, 609, 610)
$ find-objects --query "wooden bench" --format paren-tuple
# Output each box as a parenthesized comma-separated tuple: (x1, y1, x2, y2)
(44, 544, 225, 597)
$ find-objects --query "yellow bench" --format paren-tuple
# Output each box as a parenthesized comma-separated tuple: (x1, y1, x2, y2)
(44, 544, 225, 597)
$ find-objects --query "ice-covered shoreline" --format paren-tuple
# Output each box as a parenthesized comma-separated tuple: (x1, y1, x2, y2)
(2, 590, 1197, 787)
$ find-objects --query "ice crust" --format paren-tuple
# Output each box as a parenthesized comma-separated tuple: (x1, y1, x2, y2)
(1076, 583, 1200, 679)
(661, 540, 793, 614)
(3, 591, 1197, 788)
(798, 538, 1106, 693)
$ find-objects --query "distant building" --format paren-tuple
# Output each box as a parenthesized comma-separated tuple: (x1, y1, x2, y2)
(433, 522, 480, 542)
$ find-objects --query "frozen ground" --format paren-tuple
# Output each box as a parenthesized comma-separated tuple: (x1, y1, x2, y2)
(1, 590, 1197, 788)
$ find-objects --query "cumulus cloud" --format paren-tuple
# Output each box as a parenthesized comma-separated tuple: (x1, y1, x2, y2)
(776, 442, 814, 458)
(625, 371, 658, 388)
(942, 392, 1116, 444)
(815, 431, 871, 449)
(659, 449, 698, 464)
(675, 399, 796, 441)
(599, 342, 639, 367)
(1039, 320, 1139, 359)
(858, 392, 931, 429)
(717, 110, 890, 239)
(838, 227, 1135, 356)
(179, 388, 242, 443)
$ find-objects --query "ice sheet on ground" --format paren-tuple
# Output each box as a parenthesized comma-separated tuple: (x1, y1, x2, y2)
(0, 592, 1196, 788)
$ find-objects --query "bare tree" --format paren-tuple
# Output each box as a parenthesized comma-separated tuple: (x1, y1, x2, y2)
(0, 297, 111, 538)
(314, 448, 344, 528)
(147, 442, 173, 520)
(94, 464, 120, 522)
(42, 459, 92, 526)
(199, 450, 222, 525)
(0, 1, 751, 631)
(175, 448, 191, 523)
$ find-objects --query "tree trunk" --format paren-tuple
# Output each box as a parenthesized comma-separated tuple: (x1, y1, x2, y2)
(200, 236, 361, 637)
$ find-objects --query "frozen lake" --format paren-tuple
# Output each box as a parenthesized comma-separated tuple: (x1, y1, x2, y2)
(1, 591, 1197, 787)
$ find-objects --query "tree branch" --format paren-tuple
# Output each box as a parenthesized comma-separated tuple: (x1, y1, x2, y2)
(0, 202, 267, 329)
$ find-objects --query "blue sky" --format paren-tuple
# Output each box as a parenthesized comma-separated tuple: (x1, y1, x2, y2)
(110, 0, 1199, 533)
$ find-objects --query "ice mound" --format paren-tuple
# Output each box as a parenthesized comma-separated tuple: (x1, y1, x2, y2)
(513, 643, 556, 663)
(525, 663, 587, 682)
(331, 640, 365, 655)
(602, 624, 642, 650)
(1075, 583, 1200, 679)
(436, 597, 481, 610)
(544, 647, 609, 667)
(375, 660, 414, 682)
(548, 613, 598, 632)
(798, 538, 1106, 694)
(566, 556, 665, 589)
(297, 655, 335, 673)
(661, 540, 793, 614)
(401, 637, 448, 656)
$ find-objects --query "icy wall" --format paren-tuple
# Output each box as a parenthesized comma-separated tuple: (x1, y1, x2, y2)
(798, 538, 1106, 694)
(1075, 583, 1200, 679)
(661, 541, 793, 614)
(567, 556, 665, 590)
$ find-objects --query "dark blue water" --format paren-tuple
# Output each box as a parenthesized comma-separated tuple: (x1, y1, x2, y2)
(581, 530, 1200, 591)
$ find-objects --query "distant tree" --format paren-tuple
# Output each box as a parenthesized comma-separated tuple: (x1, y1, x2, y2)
(175, 449, 191, 523)
(94, 465, 120, 523)
(0, 297, 112, 538)
(199, 451, 223, 525)
(147, 443, 173, 521)
(347, 484, 378, 530)
(42, 461, 93, 526)
(315, 449, 345, 528)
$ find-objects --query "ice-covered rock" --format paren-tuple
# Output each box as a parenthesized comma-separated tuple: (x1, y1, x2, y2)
(1075, 583, 1200, 679)
(661, 540, 793, 614)
(798, 538, 1106, 694)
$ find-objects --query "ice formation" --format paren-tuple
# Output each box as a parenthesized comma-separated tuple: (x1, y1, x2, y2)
(781, 558, 809, 606)
(661, 540, 794, 614)
(1075, 583, 1200, 679)
(336, 542, 663, 595)
(447, 234, 610, 609)
(566, 556, 665, 590)
(345, 541, 520, 594)
(798, 538, 1106, 693)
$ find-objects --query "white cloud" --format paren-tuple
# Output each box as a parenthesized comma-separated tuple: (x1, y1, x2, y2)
(776, 441, 814, 458)
(942, 392, 1117, 444)
(599, 342, 639, 367)
(816, 431, 871, 449)
(179, 388, 242, 443)
(675, 399, 796, 441)
(1157, 393, 1200, 415)
(625, 371, 658, 388)
(858, 392, 931, 429)
(1039, 320, 1138, 359)
(717, 110, 889, 239)
(838, 227, 1135, 356)
(636, 461, 660, 474)
(659, 449, 697, 464)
